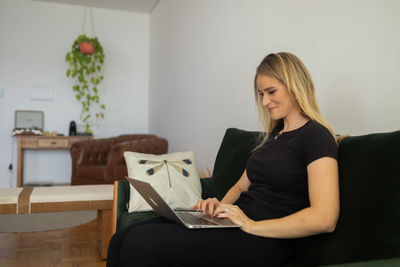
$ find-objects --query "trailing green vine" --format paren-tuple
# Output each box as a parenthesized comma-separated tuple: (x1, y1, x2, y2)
(65, 34, 105, 134)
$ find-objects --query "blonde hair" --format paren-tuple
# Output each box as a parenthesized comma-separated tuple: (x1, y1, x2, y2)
(254, 52, 337, 149)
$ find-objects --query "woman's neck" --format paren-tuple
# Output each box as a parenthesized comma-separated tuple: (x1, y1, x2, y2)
(280, 113, 309, 133)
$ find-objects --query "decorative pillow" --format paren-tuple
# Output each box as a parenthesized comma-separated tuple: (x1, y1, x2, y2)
(124, 151, 202, 213)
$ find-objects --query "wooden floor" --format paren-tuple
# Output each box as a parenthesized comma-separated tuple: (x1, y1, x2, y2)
(0, 220, 106, 267)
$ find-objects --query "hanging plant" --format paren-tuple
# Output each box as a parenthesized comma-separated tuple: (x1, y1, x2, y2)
(65, 0, 105, 134)
(65, 34, 105, 134)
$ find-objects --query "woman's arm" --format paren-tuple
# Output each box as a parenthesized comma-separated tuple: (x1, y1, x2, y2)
(191, 170, 251, 215)
(217, 157, 340, 238)
(221, 170, 251, 204)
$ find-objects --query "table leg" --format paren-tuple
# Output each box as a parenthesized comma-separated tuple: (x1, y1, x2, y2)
(17, 138, 23, 187)
(97, 209, 113, 259)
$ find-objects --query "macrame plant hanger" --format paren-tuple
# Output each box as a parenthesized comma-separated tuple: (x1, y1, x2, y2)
(81, 0, 96, 37)
(78, 0, 97, 54)
(66, 0, 105, 134)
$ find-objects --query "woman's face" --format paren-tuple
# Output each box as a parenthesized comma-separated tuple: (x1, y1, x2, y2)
(256, 74, 299, 121)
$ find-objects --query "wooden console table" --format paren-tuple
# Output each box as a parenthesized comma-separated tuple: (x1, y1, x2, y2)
(16, 135, 92, 187)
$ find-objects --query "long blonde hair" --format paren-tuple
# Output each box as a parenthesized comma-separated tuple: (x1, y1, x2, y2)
(254, 52, 337, 149)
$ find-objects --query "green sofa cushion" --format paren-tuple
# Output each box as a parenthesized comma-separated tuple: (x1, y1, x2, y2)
(117, 210, 158, 230)
(116, 180, 156, 230)
(297, 130, 400, 265)
(211, 128, 259, 200)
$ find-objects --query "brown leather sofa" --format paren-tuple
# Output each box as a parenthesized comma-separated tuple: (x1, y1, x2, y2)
(70, 134, 168, 185)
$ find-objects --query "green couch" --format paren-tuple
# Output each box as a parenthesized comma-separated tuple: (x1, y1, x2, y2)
(114, 128, 400, 266)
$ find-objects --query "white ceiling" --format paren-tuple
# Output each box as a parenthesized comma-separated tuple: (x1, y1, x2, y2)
(33, 0, 160, 13)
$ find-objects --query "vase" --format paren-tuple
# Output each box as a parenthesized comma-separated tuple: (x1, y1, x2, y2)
(79, 41, 96, 54)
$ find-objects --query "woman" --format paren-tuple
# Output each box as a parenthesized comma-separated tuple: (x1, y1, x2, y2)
(107, 52, 339, 267)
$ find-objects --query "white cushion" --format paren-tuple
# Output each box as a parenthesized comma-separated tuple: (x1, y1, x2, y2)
(124, 151, 202, 212)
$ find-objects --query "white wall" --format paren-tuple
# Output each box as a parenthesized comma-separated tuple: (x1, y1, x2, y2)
(149, 0, 400, 175)
(0, 0, 150, 187)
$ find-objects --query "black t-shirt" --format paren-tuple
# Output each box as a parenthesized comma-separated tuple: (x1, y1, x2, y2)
(236, 120, 338, 221)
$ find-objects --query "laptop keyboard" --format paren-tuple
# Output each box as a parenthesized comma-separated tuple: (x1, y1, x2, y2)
(177, 212, 217, 225)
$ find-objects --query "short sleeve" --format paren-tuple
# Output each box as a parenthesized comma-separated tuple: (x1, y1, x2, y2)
(300, 123, 338, 166)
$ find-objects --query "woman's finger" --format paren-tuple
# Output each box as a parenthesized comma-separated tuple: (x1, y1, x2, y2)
(208, 201, 215, 215)
(213, 204, 229, 216)
(213, 201, 221, 215)
(200, 199, 211, 214)
(190, 199, 202, 210)
(217, 212, 228, 218)
(207, 198, 219, 215)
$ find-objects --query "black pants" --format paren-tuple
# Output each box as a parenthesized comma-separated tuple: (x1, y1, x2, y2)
(107, 216, 294, 267)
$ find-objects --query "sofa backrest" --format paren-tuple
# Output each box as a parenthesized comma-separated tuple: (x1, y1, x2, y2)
(113, 134, 157, 144)
(297, 130, 400, 265)
(211, 128, 259, 200)
(211, 128, 400, 265)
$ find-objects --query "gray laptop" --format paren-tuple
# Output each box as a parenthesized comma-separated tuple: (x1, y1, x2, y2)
(127, 177, 239, 229)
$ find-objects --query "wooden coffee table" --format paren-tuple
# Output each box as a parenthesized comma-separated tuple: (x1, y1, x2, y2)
(0, 184, 114, 259)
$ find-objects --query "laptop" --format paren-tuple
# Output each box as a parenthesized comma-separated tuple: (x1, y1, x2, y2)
(127, 177, 240, 229)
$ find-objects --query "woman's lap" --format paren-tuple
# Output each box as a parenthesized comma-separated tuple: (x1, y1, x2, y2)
(108, 217, 293, 267)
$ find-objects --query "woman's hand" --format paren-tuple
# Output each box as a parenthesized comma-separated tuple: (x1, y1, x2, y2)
(214, 204, 255, 233)
(190, 198, 221, 215)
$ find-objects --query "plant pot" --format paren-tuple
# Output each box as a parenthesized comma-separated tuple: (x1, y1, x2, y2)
(79, 41, 96, 54)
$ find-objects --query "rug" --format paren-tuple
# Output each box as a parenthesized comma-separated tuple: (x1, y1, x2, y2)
(0, 210, 97, 232)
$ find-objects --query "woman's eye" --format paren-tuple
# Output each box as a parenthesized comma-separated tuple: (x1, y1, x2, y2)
(268, 90, 276, 95)
(258, 92, 264, 97)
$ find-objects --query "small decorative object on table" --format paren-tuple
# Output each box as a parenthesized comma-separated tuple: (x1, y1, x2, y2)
(13, 110, 44, 136)
(69, 121, 77, 136)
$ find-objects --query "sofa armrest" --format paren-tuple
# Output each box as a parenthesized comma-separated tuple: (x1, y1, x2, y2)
(116, 180, 130, 222)
(70, 141, 91, 165)
(70, 141, 94, 178)
(115, 180, 159, 231)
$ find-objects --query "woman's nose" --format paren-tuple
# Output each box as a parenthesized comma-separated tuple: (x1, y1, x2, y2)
(262, 95, 270, 107)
